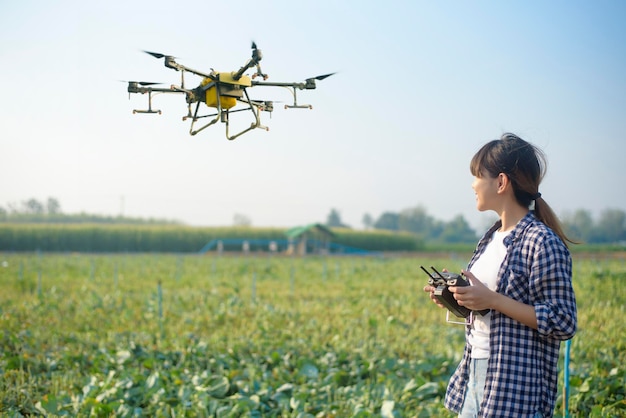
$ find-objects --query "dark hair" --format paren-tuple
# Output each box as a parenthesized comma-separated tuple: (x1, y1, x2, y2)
(470, 133, 575, 246)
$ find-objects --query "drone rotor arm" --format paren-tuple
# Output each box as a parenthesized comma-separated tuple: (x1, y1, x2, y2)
(178, 65, 214, 79)
(251, 80, 306, 89)
(251, 82, 313, 109)
(142, 50, 214, 78)
(251, 72, 335, 90)
(233, 41, 264, 81)
(128, 82, 187, 115)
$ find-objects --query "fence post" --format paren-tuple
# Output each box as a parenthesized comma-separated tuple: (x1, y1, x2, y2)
(563, 339, 572, 417)
(251, 271, 257, 302)
(157, 280, 164, 339)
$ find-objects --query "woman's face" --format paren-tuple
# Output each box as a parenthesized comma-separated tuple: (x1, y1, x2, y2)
(471, 171, 500, 212)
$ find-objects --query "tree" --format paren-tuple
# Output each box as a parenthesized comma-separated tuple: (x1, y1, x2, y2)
(233, 213, 252, 227)
(438, 214, 477, 243)
(373, 207, 476, 243)
(46, 197, 62, 215)
(362, 213, 373, 230)
(595, 209, 626, 243)
(23, 198, 45, 214)
(373, 212, 399, 231)
(326, 208, 348, 228)
(398, 206, 439, 237)
(562, 209, 593, 242)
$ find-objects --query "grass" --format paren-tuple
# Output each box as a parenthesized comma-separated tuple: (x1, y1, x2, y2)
(0, 252, 624, 417)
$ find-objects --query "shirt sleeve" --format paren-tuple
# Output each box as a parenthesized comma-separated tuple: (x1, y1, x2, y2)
(530, 235, 577, 340)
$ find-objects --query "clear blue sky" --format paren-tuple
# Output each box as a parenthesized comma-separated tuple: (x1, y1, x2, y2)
(1, 1, 625, 231)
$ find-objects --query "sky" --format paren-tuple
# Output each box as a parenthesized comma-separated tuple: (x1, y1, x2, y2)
(1, 1, 625, 232)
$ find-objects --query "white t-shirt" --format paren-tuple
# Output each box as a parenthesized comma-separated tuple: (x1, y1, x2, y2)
(467, 229, 508, 359)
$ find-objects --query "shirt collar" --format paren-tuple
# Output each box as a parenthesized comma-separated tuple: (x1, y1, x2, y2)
(482, 211, 536, 248)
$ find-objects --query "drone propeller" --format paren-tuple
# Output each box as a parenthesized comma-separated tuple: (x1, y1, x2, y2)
(230, 40, 265, 80)
(123, 80, 164, 98)
(143, 50, 174, 60)
(300, 72, 336, 90)
(141, 49, 193, 74)
(250, 41, 262, 63)
(122, 80, 161, 86)
(307, 72, 336, 81)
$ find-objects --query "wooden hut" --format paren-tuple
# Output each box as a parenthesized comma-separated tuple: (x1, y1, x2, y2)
(285, 223, 335, 256)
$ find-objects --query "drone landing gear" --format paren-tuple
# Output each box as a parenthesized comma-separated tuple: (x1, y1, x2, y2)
(187, 89, 268, 140)
(132, 91, 162, 114)
(283, 87, 312, 110)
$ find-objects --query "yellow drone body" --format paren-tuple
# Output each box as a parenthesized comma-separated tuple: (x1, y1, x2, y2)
(202, 72, 251, 109)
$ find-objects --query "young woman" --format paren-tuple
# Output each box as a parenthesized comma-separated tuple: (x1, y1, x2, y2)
(424, 133, 577, 418)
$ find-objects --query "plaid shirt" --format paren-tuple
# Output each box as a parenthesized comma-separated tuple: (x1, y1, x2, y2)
(445, 212, 577, 418)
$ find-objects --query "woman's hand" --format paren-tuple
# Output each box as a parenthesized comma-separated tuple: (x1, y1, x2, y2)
(423, 284, 446, 309)
(448, 270, 495, 311)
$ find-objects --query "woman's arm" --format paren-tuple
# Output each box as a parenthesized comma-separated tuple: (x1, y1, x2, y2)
(450, 271, 538, 329)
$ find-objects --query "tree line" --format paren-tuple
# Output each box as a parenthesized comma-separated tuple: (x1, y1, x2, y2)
(560, 208, 626, 244)
(2, 198, 625, 245)
(326, 206, 626, 245)
(0, 198, 180, 225)
(326, 207, 477, 244)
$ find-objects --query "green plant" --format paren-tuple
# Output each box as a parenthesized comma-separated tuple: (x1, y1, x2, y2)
(0, 253, 623, 417)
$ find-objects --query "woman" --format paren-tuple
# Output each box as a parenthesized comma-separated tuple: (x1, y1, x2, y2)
(424, 133, 577, 418)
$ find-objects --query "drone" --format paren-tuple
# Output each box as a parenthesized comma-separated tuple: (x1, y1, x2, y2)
(125, 42, 334, 140)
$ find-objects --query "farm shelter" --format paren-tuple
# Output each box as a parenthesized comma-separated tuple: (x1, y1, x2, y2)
(285, 223, 335, 256)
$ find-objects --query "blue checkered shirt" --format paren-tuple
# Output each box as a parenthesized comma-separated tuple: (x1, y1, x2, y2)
(445, 212, 577, 417)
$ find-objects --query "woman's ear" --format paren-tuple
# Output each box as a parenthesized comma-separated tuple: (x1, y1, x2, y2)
(497, 173, 510, 194)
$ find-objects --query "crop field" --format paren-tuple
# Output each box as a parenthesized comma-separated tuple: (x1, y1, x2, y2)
(0, 252, 624, 417)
